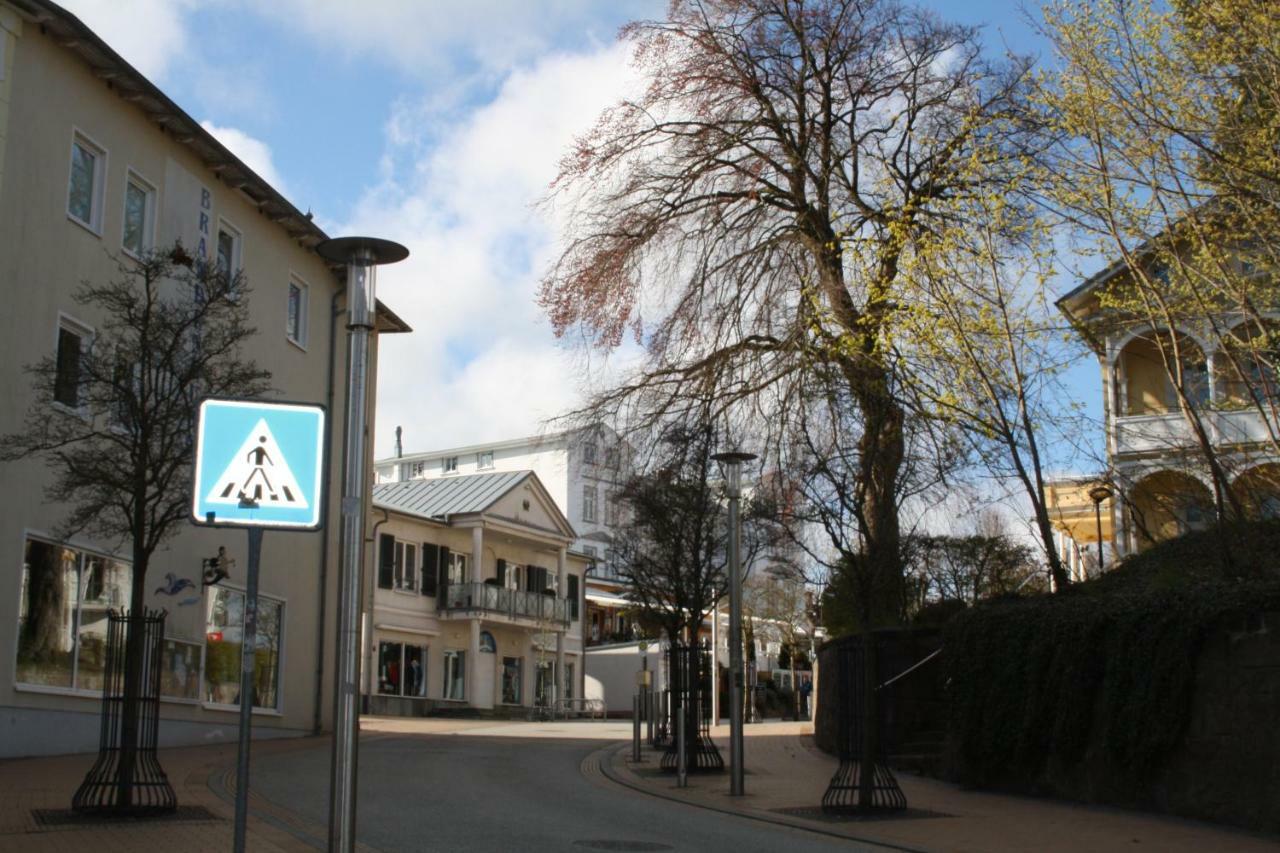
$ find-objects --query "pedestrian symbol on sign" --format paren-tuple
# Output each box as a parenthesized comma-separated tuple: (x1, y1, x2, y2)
(206, 419, 309, 509)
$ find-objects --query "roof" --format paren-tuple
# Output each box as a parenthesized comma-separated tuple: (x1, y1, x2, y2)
(373, 470, 532, 519)
(377, 430, 574, 468)
(13, 0, 410, 333)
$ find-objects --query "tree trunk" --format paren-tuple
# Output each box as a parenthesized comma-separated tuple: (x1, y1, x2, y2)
(115, 547, 148, 808)
(858, 620, 879, 810)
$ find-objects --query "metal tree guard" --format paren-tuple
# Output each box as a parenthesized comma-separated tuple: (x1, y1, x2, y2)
(660, 641, 723, 772)
(73, 609, 176, 815)
(822, 637, 907, 815)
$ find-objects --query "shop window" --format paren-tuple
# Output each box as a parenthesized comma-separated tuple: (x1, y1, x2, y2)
(502, 656, 523, 705)
(378, 641, 427, 698)
(16, 537, 130, 691)
(443, 649, 466, 700)
(204, 586, 283, 710)
(160, 638, 202, 700)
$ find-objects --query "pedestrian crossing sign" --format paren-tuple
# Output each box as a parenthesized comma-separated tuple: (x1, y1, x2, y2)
(192, 398, 326, 529)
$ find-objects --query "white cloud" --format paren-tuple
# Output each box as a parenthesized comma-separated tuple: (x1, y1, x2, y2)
(239, 0, 657, 78)
(57, 0, 194, 82)
(347, 42, 644, 457)
(198, 121, 290, 200)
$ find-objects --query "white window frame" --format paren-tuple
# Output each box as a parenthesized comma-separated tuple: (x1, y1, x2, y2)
(582, 484, 598, 524)
(392, 540, 417, 593)
(67, 128, 107, 235)
(53, 313, 94, 415)
(286, 275, 309, 350)
(477, 450, 494, 470)
(120, 167, 157, 258)
(443, 456, 459, 474)
(376, 639, 428, 698)
(410, 461, 426, 478)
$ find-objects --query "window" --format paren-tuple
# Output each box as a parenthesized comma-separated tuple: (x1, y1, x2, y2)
(443, 456, 458, 474)
(160, 639, 202, 701)
(54, 317, 90, 408)
(605, 447, 620, 469)
(16, 537, 130, 691)
(500, 560, 522, 591)
(122, 171, 156, 256)
(477, 450, 494, 470)
(501, 656, 523, 705)
(67, 131, 105, 232)
(204, 586, 284, 711)
(443, 650, 466, 700)
(535, 660, 553, 706)
(567, 574, 579, 621)
(393, 541, 417, 592)
(216, 222, 242, 296)
(582, 545, 597, 558)
(377, 641, 427, 697)
(446, 552, 469, 585)
(582, 442, 598, 465)
(582, 485, 598, 523)
(410, 461, 425, 478)
(287, 278, 308, 347)
(605, 492, 619, 527)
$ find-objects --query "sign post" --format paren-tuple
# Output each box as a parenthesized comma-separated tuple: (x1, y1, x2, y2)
(191, 398, 326, 853)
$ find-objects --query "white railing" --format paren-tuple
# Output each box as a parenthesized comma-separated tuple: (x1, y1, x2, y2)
(1114, 408, 1278, 455)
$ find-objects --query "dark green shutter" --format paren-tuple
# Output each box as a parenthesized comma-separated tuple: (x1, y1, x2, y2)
(440, 545, 451, 588)
(567, 574, 579, 620)
(421, 544, 439, 596)
(496, 559, 507, 586)
(377, 534, 394, 589)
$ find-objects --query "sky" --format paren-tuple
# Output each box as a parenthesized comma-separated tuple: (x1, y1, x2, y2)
(59, 0, 1101, 474)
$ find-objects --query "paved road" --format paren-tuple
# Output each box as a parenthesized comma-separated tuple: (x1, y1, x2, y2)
(251, 728, 891, 853)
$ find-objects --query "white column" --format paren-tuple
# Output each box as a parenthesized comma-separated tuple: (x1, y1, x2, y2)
(468, 618, 482, 708)
(471, 526, 484, 582)
(555, 546, 567, 707)
(710, 600, 720, 724)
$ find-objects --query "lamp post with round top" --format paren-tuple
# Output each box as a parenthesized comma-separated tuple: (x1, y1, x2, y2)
(1088, 483, 1114, 576)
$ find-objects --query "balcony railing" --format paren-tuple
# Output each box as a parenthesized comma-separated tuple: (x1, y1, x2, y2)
(440, 582, 570, 626)
(1114, 408, 1278, 455)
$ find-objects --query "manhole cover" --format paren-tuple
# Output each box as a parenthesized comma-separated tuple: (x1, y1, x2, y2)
(573, 842, 674, 852)
(32, 805, 221, 828)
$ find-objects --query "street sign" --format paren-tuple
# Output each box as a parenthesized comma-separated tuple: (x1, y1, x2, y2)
(192, 398, 326, 529)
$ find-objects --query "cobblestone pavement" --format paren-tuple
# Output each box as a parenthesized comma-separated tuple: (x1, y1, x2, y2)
(600, 720, 1280, 853)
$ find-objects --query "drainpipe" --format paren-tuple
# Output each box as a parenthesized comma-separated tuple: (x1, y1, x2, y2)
(312, 287, 344, 735)
(364, 507, 390, 699)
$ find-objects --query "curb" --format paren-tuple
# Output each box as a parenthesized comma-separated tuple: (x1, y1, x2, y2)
(588, 743, 933, 853)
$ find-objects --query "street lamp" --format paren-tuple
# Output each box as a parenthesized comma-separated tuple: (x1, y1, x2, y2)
(315, 236, 408, 853)
(1088, 483, 1114, 576)
(712, 449, 756, 798)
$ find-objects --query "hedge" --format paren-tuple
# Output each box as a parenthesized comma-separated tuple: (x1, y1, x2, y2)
(942, 521, 1280, 801)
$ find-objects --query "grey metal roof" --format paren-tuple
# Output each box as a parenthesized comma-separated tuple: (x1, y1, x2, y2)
(373, 471, 532, 520)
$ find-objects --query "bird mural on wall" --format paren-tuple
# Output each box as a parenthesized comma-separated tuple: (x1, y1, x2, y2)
(156, 572, 196, 597)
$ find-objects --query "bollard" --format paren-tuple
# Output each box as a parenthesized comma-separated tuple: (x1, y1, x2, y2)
(646, 690, 655, 744)
(632, 695, 642, 762)
(676, 707, 687, 787)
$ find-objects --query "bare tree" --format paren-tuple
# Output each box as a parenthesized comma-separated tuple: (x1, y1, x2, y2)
(1, 245, 271, 806)
(541, 0, 1037, 631)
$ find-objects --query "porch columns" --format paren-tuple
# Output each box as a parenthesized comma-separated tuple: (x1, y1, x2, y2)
(471, 526, 484, 582)
(555, 545, 567, 706)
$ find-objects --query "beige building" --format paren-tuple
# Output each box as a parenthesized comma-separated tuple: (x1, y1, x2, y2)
(1049, 252, 1280, 565)
(366, 472, 587, 714)
(0, 0, 408, 756)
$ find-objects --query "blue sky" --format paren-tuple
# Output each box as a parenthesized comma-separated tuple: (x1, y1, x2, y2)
(63, 0, 1101, 475)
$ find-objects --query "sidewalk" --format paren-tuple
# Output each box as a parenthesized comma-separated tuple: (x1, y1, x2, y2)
(598, 720, 1280, 853)
(0, 736, 377, 853)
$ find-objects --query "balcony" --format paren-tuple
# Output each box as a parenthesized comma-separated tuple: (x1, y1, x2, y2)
(439, 582, 570, 627)
(1114, 408, 1278, 456)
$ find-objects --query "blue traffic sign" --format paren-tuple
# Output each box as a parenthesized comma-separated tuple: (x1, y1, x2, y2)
(191, 398, 326, 529)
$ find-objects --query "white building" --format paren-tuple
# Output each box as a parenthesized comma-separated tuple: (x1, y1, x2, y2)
(376, 426, 629, 572)
(365, 471, 588, 714)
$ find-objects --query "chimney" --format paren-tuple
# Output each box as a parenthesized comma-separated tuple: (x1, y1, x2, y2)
(394, 425, 403, 458)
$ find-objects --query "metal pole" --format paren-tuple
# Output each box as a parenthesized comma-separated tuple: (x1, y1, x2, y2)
(1095, 501, 1105, 572)
(632, 695, 641, 762)
(317, 237, 406, 853)
(233, 525, 263, 853)
(676, 703, 687, 788)
(728, 477, 744, 796)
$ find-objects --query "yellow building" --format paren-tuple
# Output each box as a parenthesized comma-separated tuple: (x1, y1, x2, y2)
(1049, 251, 1280, 564)
(0, 1, 408, 756)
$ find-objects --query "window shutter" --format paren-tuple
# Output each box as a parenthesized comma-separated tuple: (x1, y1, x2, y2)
(421, 544, 439, 596)
(378, 534, 394, 589)
(440, 546, 451, 589)
(496, 559, 507, 586)
(568, 574, 579, 620)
